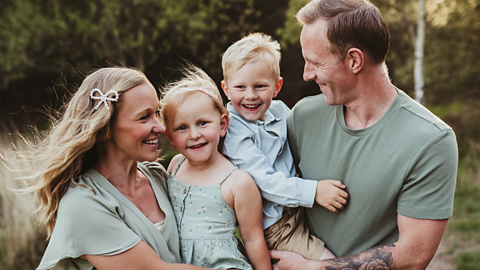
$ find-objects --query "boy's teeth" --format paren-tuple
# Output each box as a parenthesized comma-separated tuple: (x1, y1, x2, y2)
(144, 139, 158, 144)
(243, 104, 259, 108)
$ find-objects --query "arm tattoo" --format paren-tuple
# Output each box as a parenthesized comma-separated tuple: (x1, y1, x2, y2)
(324, 243, 397, 270)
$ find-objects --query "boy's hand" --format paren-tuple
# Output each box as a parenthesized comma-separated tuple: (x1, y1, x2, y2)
(315, 180, 349, 212)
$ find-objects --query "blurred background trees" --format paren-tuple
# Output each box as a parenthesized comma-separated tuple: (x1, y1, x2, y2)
(1, 0, 478, 122)
(1, 0, 479, 268)
(1, 0, 478, 145)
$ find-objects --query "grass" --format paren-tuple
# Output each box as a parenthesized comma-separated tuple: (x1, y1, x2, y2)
(456, 251, 480, 270)
(0, 133, 47, 269)
(448, 140, 480, 268)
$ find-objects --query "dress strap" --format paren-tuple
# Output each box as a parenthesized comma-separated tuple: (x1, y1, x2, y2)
(172, 156, 187, 175)
(219, 166, 238, 185)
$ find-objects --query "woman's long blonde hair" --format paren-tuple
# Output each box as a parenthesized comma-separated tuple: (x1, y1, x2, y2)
(27, 67, 150, 238)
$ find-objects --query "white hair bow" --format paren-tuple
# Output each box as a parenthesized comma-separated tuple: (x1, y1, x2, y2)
(90, 88, 119, 110)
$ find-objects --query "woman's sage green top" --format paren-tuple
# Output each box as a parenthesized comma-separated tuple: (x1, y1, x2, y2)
(37, 162, 181, 270)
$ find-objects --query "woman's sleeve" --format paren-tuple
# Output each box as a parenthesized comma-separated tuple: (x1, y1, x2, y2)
(143, 161, 169, 191)
(37, 183, 141, 270)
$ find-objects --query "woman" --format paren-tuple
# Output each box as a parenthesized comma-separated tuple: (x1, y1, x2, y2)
(31, 67, 205, 270)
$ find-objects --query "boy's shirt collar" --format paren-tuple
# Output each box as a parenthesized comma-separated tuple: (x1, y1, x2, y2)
(226, 102, 281, 125)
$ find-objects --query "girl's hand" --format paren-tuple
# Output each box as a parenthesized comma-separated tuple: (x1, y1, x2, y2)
(315, 180, 349, 212)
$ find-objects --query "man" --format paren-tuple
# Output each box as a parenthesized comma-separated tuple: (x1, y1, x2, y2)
(270, 0, 458, 269)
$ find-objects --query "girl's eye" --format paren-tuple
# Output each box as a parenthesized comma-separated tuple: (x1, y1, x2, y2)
(199, 121, 207, 126)
(178, 126, 187, 131)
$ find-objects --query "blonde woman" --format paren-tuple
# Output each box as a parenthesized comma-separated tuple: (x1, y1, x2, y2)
(31, 67, 207, 270)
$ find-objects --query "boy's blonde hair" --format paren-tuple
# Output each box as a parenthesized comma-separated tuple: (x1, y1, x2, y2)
(160, 65, 228, 129)
(222, 32, 281, 82)
(25, 67, 151, 238)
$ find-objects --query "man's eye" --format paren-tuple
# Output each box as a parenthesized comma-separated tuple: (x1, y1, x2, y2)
(140, 114, 149, 120)
(155, 110, 161, 118)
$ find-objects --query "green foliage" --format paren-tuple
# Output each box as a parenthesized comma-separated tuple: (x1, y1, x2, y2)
(0, 0, 258, 88)
(276, 0, 308, 48)
(449, 140, 480, 243)
(456, 251, 480, 270)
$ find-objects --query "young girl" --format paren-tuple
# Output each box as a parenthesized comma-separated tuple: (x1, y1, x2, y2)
(160, 65, 271, 270)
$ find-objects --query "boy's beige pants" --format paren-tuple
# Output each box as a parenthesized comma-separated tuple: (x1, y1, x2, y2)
(264, 207, 325, 260)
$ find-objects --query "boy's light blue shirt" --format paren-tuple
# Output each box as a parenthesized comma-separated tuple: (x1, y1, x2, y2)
(222, 101, 317, 229)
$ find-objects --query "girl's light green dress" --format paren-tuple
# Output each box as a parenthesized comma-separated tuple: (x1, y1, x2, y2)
(36, 162, 181, 270)
(168, 157, 252, 269)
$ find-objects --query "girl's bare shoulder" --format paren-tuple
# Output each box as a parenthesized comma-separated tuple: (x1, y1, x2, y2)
(166, 154, 184, 174)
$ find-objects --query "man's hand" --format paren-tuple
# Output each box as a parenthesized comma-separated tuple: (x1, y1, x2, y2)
(315, 180, 349, 212)
(270, 250, 321, 270)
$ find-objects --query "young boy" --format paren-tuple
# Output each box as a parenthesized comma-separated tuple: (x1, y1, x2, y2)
(221, 32, 349, 260)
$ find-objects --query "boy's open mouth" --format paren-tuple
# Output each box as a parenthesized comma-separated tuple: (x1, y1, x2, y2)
(242, 104, 261, 109)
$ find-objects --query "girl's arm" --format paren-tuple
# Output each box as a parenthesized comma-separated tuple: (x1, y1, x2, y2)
(229, 170, 271, 270)
(84, 241, 207, 270)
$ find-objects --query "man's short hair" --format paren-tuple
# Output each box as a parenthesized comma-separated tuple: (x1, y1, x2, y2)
(297, 0, 390, 64)
(222, 32, 281, 81)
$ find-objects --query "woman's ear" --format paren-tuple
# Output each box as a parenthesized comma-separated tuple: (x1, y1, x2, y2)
(221, 81, 232, 101)
(219, 114, 230, 137)
(346, 48, 364, 74)
(273, 77, 284, 98)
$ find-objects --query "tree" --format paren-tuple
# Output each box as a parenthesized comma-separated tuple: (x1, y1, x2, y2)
(414, 0, 426, 105)
(0, 0, 259, 128)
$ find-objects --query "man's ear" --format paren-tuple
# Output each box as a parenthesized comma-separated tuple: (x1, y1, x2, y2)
(346, 48, 364, 74)
(221, 80, 232, 100)
(219, 114, 230, 137)
(164, 130, 175, 147)
(273, 77, 284, 98)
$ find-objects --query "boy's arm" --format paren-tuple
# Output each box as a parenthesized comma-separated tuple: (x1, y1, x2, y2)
(223, 119, 347, 210)
(231, 170, 271, 270)
(223, 120, 317, 208)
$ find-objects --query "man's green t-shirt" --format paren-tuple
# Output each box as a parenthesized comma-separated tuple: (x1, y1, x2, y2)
(287, 90, 457, 257)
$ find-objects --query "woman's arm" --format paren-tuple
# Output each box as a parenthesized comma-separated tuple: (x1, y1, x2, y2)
(84, 241, 206, 270)
(229, 170, 271, 270)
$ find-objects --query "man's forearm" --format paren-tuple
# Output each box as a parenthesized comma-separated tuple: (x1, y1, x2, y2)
(320, 243, 397, 270)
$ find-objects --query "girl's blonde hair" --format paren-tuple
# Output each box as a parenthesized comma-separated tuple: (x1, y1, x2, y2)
(160, 64, 228, 129)
(27, 67, 150, 238)
(221, 32, 281, 82)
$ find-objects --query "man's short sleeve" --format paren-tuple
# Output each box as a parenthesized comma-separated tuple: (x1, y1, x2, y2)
(397, 129, 458, 219)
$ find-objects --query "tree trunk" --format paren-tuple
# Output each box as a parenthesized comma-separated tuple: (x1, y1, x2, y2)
(414, 0, 426, 105)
